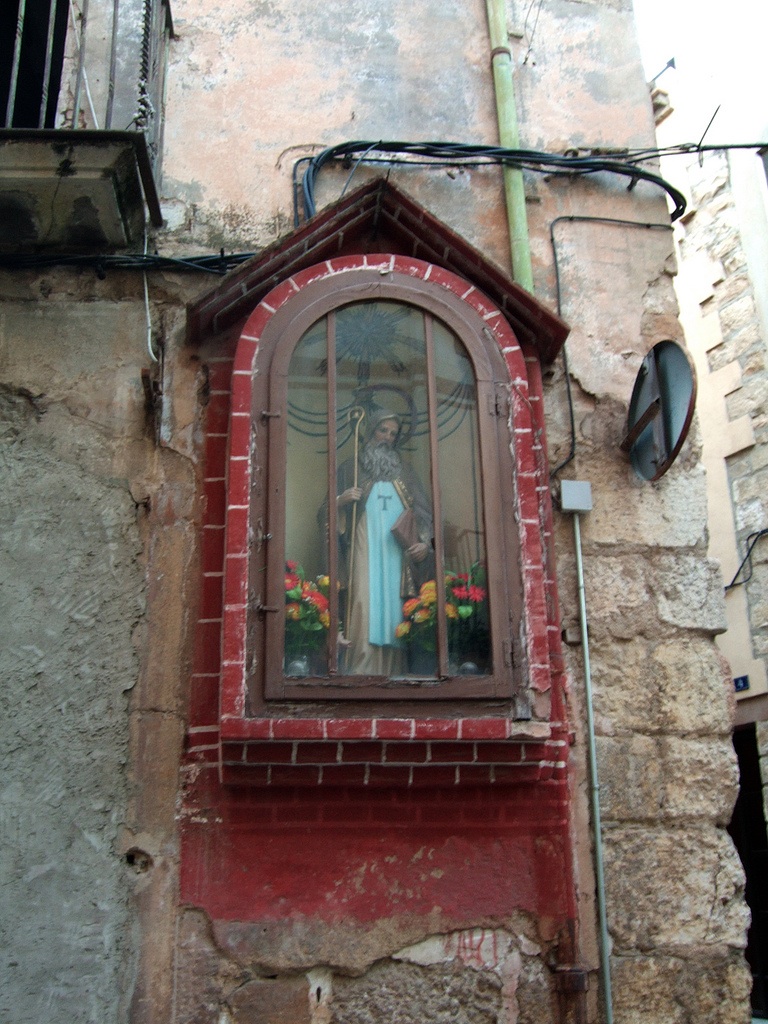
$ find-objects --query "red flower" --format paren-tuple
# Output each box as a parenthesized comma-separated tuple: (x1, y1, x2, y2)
(286, 560, 298, 571)
(307, 591, 329, 613)
(469, 585, 486, 602)
(285, 572, 300, 591)
(452, 585, 469, 600)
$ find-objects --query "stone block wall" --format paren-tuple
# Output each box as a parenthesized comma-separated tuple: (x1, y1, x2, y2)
(673, 148, 768, 684)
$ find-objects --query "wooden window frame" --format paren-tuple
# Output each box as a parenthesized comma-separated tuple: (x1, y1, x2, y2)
(245, 268, 524, 712)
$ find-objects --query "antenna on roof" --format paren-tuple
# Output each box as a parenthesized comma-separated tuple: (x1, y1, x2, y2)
(650, 57, 676, 83)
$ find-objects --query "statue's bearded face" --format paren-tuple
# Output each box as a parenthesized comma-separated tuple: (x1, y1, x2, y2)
(372, 418, 399, 448)
(361, 425, 402, 481)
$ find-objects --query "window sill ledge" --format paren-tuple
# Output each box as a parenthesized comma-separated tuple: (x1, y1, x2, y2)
(217, 717, 568, 787)
(221, 716, 551, 742)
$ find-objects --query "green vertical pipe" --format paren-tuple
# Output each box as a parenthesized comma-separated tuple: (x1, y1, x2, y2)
(485, 0, 534, 293)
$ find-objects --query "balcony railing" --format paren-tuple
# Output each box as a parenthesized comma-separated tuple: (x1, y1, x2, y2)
(1, 0, 172, 176)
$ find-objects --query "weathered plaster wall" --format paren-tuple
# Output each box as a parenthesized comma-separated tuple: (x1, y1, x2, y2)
(0, 275, 199, 1023)
(172, 910, 558, 1024)
(161, 0, 505, 259)
(0, 292, 145, 1021)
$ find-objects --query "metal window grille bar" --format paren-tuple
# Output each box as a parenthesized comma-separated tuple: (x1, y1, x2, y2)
(72, 0, 89, 128)
(38, 0, 60, 128)
(6, 0, 27, 127)
(106, 0, 120, 128)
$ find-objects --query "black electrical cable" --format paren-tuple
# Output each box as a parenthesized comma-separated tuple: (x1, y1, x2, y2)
(0, 250, 257, 274)
(300, 139, 768, 225)
(3, 139, 762, 276)
(292, 155, 313, 228)
(300, 140, 690, 221)
(725, 530, 768, 591)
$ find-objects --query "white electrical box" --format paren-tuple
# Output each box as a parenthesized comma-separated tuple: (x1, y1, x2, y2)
(560, 480, 593, 513)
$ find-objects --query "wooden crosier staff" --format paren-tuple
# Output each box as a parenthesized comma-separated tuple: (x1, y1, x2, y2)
(344, 406, 366, 641)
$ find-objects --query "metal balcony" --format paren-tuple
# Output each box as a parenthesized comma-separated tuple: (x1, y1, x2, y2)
(0, 0, 171, 251)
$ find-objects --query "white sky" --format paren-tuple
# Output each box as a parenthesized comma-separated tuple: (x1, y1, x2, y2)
(631, 0, 768, 142)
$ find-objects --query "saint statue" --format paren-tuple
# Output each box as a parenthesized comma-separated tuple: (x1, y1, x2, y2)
(326, 410, 433, 675)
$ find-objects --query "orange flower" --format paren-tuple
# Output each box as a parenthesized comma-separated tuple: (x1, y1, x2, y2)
(319, 611, 330, 629)
(413, 608, 431, 624)
(395, 621, 411, 639)
(402, 597, 421, 618)
(286, 602, 302, 620)
(445, 603, 458, 619)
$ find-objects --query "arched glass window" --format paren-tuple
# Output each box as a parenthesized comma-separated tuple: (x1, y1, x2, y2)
(247, 269, 523, 706)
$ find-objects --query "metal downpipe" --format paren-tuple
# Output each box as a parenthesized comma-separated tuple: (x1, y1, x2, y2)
(484, 0, 534, 292)
(483, 6, 612, 1014)
(573, 511, 614, 1024)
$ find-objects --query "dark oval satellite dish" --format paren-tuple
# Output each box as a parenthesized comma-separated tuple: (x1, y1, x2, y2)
(621, 340, 697, 481)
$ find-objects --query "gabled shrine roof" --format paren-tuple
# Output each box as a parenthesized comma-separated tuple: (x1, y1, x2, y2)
(186, 178, 569, 363)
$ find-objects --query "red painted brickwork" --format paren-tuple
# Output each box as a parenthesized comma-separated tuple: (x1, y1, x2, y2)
(185, 259, 570, 800)
(187, 256, 566, 767)
(180, 763, 575, 925)
(180, 260, 577, 946)
(217, 732, 570, 786)
(181, 256, 577, 966)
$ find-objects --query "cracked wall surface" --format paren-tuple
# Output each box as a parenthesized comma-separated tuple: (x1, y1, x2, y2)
(172, 909, 560, 1024)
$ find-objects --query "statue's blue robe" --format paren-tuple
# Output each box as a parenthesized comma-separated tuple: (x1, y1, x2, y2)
(365, 481, 405, 646)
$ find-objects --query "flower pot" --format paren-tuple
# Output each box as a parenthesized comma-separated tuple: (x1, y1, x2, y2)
(407, 645, 436, 677)
(285, 654, 310, 677)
